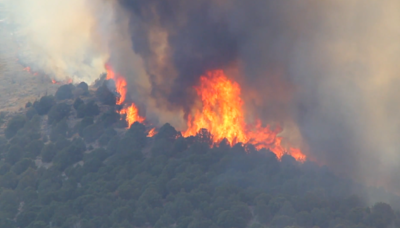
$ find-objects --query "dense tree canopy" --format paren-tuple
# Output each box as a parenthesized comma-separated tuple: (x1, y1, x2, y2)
(0, 86, 399, 228)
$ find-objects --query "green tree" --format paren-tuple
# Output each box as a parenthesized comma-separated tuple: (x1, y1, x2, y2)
(369, 202, 395, 228)
(5, 145, 24, 165)
(11, 158, 35, 175)
(76, 116, 94, 135)
(77, 81, 89, 94)
(73, 97, 84, 110)
(133, 208, 146, 227)
(5, 115, 26, 139)
(85, 100, 100, 117)
(25, 139, 44, 158)
(0, 171, 18, 189)
(48, 103, 70, 125)
(139, 188, 163, 208)
(17, 168, 37, 190)
(34, 95, 55, 115)
(55, 84, 74, 100)
(26, 107, 38, 120)
(41, 142, 56, 163)
(96, 83, 116, 106)
(82, 123, 104, 143)
(111, 206, 134, 223)
(27, 221, 46, 228)
(347, 207, 369, 225)
(50, 119, 69, 141)
(116, 180, 141, 200)
(154, 214, 174, 228)
(0, 163, 11, 175)
(0, 190, 18, 218)
(311, 208, 329, 228)
(16, 210, 37, 228)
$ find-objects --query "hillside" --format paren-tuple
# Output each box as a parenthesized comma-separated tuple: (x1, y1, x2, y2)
(0, 82, 398, 228)
(0, 19, 58, 114)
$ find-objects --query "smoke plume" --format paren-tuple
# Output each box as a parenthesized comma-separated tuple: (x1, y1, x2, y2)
(119, 0, 400, 195)
(4, 0, 400, 197)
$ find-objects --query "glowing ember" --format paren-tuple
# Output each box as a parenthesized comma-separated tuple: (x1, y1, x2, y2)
(51, 78, 71, 85)
(23, 66, 31, 72)
(23, 66, 38, 76)
(148, 128, 156, 137)
(182, 70, 306, 161)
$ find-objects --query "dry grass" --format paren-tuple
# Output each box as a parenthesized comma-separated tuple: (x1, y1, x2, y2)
(0, 25, 58, 114)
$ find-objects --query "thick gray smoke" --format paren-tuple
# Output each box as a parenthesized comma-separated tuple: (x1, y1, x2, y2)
(1, 0, 149, 85)
(120, 0, 400, 195)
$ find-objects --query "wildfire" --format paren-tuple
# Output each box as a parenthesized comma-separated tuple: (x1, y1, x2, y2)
(105, 63, 147, 128)
(23, 66, 38, 76)
(51, 78, 72, 85)
(105, 64, 126, 105)
(119, 103, 145, 127)
(23, 66, 31, 72)
(182, 70, 306, 161)
(148, 128, 156, 137)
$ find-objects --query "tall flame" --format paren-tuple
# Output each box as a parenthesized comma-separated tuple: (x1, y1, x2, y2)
(119, 103, 145, 127)
(183, 70, 306, 161)
(105, 63, 147, 128)
(105, 64, 126, 105)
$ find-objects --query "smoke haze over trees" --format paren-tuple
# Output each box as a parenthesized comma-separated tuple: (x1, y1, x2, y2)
(0, 84, 398, 228)
(3, 0, 400, 202)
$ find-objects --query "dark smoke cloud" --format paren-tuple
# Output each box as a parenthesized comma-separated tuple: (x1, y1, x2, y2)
(119, 0, 400, 198)
(121, 0, 240, 112)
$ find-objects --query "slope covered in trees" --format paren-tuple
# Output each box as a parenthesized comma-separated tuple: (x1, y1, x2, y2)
(0, 82, 399, 228)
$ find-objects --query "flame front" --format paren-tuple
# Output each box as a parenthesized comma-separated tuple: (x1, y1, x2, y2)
(183, 70, 306, 161)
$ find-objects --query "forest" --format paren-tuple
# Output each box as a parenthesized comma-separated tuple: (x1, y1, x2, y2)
(0, 81, 399, 228)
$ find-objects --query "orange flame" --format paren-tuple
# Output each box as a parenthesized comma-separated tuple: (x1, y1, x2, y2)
(23, 66, 38, 76)
(105, 64, 127, 105)
(51, 78, 72, 85)
(148, 128, 157, 137)
(182, 70, 306, 161)
(105, 63, 147, 128)
(23, 66, 31, 73)
(119, 103, 145, 128)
